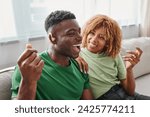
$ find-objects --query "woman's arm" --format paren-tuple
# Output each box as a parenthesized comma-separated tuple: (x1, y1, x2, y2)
(121, 47, 143, 96)
(81, 89, 93, 100)
(76, 56, 89, 74)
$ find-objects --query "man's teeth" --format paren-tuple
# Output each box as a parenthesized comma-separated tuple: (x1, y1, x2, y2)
(73, 44, 81, 47)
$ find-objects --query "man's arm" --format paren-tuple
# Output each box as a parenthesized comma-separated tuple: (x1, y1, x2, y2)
(17, 44, 44, 100)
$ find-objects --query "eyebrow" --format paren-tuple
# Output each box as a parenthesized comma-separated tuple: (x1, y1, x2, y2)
(89, 31, 106, 36)
(65, 28, 80, 33)
(99, 33, 106, 36)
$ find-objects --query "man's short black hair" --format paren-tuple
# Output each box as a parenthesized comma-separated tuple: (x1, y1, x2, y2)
(44, 10, 76, 33)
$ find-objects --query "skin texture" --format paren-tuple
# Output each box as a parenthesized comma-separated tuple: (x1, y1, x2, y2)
(76, 28, 107, 73)
(86, 28, 106, 54)
(76, 27, 143, 96)
(16, 19, 93, 100)
(121, 47, 143, 95)
(17, 44, 44, 99)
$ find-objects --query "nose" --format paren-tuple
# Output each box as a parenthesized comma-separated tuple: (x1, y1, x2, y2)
(76, 33, 82, 42)
(90, 35, 97, 44)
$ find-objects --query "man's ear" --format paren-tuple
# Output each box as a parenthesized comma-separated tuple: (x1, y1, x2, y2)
(48, 33, 57, 44)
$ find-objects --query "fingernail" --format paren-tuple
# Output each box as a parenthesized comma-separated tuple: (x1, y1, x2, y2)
(85, 71, 88, 74)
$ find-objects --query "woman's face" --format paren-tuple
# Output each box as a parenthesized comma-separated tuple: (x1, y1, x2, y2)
(86, 27, 107, 54)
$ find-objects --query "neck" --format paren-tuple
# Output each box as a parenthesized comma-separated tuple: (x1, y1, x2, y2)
(48, 49, 70, 67)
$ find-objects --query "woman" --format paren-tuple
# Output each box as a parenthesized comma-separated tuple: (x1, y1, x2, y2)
(76, 14, 150, 100)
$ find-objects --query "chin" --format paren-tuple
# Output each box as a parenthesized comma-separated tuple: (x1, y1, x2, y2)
(72, 53, 79, 59)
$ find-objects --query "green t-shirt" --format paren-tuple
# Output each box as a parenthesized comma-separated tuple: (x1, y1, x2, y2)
(80, 48, 126, 99)
(11, 51, 90, 100)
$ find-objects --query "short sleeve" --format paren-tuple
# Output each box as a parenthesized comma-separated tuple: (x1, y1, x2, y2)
(11, 66, 21, 98)
(117, 54, 126, 80)
(82, 73, 90, 89)
(71, 58, 90, 89)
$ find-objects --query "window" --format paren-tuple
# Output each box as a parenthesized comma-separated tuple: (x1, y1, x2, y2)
(0, 0, 16, 40)
(0, 0, 141, 42)
(29, 0, 85, 35)
(95, 0, 140, 26)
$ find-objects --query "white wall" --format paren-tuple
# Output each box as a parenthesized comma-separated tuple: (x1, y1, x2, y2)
(0, 25, 139, 70)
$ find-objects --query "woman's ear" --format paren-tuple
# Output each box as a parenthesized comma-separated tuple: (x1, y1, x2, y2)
(49, 33, 57, 44)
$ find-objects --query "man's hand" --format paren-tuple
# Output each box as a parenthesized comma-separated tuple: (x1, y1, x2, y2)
(76, 56, 88, 74)
(123, 47, 143, 70)
(17, 44, 44, 84)
(16, 44, 44, 99)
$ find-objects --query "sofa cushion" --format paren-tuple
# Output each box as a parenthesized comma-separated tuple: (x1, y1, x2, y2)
(135, 74, 150, 96)
(121, 37, 150, 78)
(0, 67, 15, 100)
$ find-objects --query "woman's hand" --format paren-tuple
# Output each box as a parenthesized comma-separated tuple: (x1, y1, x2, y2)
(76, 56, 88, 74)
(123, 47, 143, 70)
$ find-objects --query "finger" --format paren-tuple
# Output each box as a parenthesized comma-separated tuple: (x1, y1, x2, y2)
(123, 57, 130, 61)
(20, 52, 37, 67)
(26, 43, 33, 49)
(127, 48, 143, 58)
(36, 60, 44, 72)
(78, 61, 83, 72)
(123, 54, 136, 59)
(133, 59, 140, 64)
(126, 48, 142, 61)
(126, 51, 139, 60)
(130, 57, 139, 63)
(17, 49, 37, 66)
(124, 57, 139, 65)
(18, 44, 37, 65)
(24, 52, 37, 65)
(136, 47, 143, 57)
(31, 55, 41, 65)
(124, 57, 134, 61)
(125, 58, 136, 67)
(82, 60, 88, 74)
(84, 64, 88, 74)
(75, 57, 88, 73)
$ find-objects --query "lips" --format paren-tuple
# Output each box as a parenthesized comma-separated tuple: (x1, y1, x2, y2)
(89, 42, 97, 48)
(73, 43, 81, 53)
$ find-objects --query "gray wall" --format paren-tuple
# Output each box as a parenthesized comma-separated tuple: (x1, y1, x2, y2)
(122, 25, 139, 39)
(0, 25, 139, 70)
(0, 37, 49, 70)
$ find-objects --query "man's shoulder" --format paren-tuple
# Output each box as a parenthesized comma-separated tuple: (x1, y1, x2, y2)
(39, 51, 47, 58)
(38, 51, 51, 62)
(70, 58, 88, 78)
(70, 58, 79, 67)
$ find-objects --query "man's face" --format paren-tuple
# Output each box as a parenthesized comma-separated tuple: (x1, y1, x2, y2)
(52, 19, 82, 58)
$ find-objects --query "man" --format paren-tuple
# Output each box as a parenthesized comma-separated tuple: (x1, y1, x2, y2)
(11, 10, 93, 100)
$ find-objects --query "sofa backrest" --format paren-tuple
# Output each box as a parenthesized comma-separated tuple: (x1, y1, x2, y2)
(121, 37, 150, 78)
(0, 67, 15, 100)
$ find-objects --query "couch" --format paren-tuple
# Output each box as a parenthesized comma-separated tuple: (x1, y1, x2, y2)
(0, 37, 150, 99)
(121, 37, 150, 96)
(0, 67, 15, 100)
